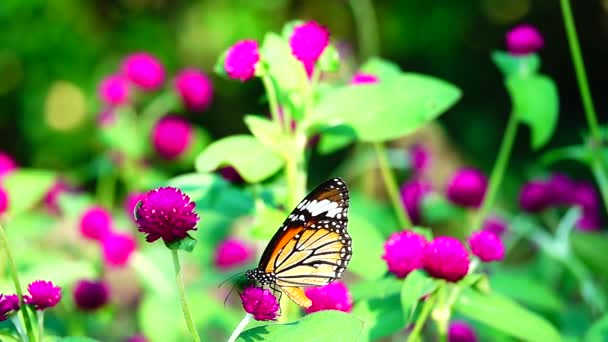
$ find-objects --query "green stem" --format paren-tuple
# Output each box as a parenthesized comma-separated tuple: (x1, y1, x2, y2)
(406, 293, 436, 342)
(0, 224, 36, 342)
(473, 111, 519, 231)
(261, 75, 284, 132)
(227, 313, 252, 342)
(96, 170, 115, 209)
(37, 311, 44, 342)
(348, 0, 380, 59)
(171, 250, 200, 342)
(10, 315, 27, 341)
(373, 142, 413, 228)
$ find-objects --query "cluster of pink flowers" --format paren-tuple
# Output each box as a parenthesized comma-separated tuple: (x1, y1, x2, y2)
(383, 229, 504, 281)
(0, 280, 62, 323)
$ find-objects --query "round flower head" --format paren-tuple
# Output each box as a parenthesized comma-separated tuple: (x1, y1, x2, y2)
(350, 72, 379, 85)
(400, 179, 433, 224)
(98, 74, 130, 106)
(121, 53, 165, 91)
(482, 215, 507, 236)
(214, 238, 255, 270)
(134, 187, 199, 243)
(0, 187, 8, 215)
(0, 152, 17, 179)
(571, 182, 600, 213)
(423, 237, 470, 282)
(0, 294, 19, 321)
(547, 173, 575, 206)
(409, 144, 431, 174)
(449, 320, 477, 342)
(101, 232, 136, 267)
(506, 24, 544, 56)
(382, 230, 428, 278)
(289, 21, 330, 66)
(446, 168, 487, 208)
(79, 206, 112, 241)
(240, 287, 280, 321)
(468, 231, 505, 262)
(304, 281, 353, 314)
(24, 280, 61, 310)
(519, 180, 551, 213)
(174, 69, 213, 112)
(152, 116, 193, 160)
(126, 334, 148, 342)
(73, 279, 110, 312)
(224, 40, 260, 82)
(124, 192, 145, 221)
(219, 166, 245, 184)
(576, 211, 601, 231)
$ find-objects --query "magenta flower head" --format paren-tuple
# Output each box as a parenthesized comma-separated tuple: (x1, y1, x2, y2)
(506, 24, 544, 56)
(0, 187, 8, 215)
(240, 286, 280, 321)
(409, 144, 431, 174)
(304, 281, 353, 314)
(350, 72, 379, 85)
(73, 279, 110, 312)
(423, 237, 470, 282)
(152, 116, 194, 160)
(449, 320, 477, 342)
(24, 280, 61, 310)
(400, 179, 433, 224)
(571, 182, 600, 213)
(382, 230, 428, 278)
(79, 206, 112, 241)
(121, 52, 165, 91)
(0, 294, 20, 321)
(468, 231, 505, 262)
(482, 216, 508, 236)
(126, 334, 148, 342)
(214, 238, 255, 270)
(224, 40, 260, 82)
(0, 152, 17, 180)
(219, 166, 245, 184)
(519, 180, 551, 213)
(174, 69, 213, 112)
(576, 211, 601, 231)
(101, 232, 136, 267)
(446, 168, 487, 208)
(98, 74, 130, 106)
(547, 173, 575, 206)
(289, 21, 330, 67)
(124, 192, 145, 220)
(134, 187, 199, 243)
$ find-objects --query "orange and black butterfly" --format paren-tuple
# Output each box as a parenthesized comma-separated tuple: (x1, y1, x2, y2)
(245, 178, 352, 308)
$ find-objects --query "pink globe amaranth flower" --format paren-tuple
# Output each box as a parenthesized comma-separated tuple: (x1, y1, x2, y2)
(482, 215, 508, 236)
(289, 21, 330, 66)
(400, 179, 433, 224)
(446, 168, 487, 208)
(0, 152, 17, 180)
(350, 72, 379, 85)
(0, 294, 19, 321)
(101, 232, 136, 267)
(73, 279, 110, 312)
(449, 320, 477, 342)
(174, 69, 213, 112)
(576, 210, 601, 231)
(214, 238, 255, 270)
(224, 40, 260, 82)
(124, 192, 145, 220)
(304, 281, 353, 314)
(519, 180, 551, 213)
(24, 280, 61, 310)
(79, 206, 113, 241)
(382, 230, 428, 278)
(570, 182, 600, 213)
(121, 52, 165, 91)
(409, 144, 430, 174)
(468, 231, 505, 262)
(506, 24, 544, 56)
(0, 187, 8, 215)
(134, 187, 199, 243)
(126, 334, 148, 342)
(152, 116, 194, 160)
(44, 181, 73, 215)
(240, 286, 280, 321)
(547, 173, 575, 206)
(98, 74, 130, 106)
(219, 166, 245, 184)
(423, 237, 470, 282)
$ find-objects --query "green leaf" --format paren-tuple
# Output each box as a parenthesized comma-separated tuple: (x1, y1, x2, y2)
(2, 169, 56, 216)
(317, 43, 340, 72)
(164, 234, 197, 252)
(420, 193, 466, 224)
(260, 32, 308, 94)
(55, 337, 100, 342)
(455, 289, 562, 341)
(492, 51, 541, 77)
(352, 295, 404, 340)
(350, 277, 403, 300)
(360, 57, 402, 81)
(310, 73, 461, 142)
(250, 200, 287, 240)
(541, 145, 591, 166)
(347, 211, 388, 279)
(238, 311, 364, 341)
(571, 231, 608, 278)
(195, 135, 284, 183)
(584, 314, 608, 342)
(316, 124, 357, 154)
(506, 75, 559, 149)
(401, 270, 435, 324)
(243, 115, 285, 154)
(490, 270, 564, 313)
(214, 48, 229, 78)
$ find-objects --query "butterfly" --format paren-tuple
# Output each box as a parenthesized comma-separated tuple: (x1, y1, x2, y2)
(245, 177, 352, 308)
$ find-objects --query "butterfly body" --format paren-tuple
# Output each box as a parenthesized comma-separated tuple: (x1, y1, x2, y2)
(245, 178, 352, 308)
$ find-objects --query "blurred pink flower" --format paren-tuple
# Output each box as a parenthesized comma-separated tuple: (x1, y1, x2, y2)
(289, 21, 330, 67)
(224, 40, 260, 82)
(506, 24, 544, 55)
(79, 206, 113, 241)
(214, 238, 254, 270)
(174, 69, 213, 112)
(350, 72, 379, 85)
(0, 152, 17, 180)
(121, 53, 165, 91)
(304, 281, 353, 314)
(101, 232, 136, 267)
(98, 74, 130, 106)
(152, 116, 194, 160)
(423, 237, 469, 282)
(382, 230, 428, 278)
(468, 231, 505, 262)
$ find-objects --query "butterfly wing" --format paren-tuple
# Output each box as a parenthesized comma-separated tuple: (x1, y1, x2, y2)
(258, 178, 352, 289)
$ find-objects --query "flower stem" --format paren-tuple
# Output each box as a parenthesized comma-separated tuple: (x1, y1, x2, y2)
(348, 0, 380, 59)
(261, 75, 285, 132)
(227, 313, 252, 342)
(559, 0, 608, 213)
(37, 311, 44, 342)
(10, 315, 27, 342)
(373, 142, 413, 228)
(473, 111, 518, 231)
(96, 169, 115, 209)
(406, 293, 436, 342)
(0, 223, 36, 342)
(171, 250, 200, 342)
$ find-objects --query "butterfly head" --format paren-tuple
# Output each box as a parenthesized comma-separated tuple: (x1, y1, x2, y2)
(245, 268, 276, 285)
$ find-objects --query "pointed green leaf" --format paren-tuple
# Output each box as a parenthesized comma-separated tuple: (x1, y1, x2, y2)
(165, 234, 197, 252)
(360, 57, 402, 80)
(243, 115, 285, 154)
(401, 270, 435, 324)
(584, 314, 608, 342)
(352, 295, 404, 340)
(2, 169, 56, 216)
(492, 51, 540, 77)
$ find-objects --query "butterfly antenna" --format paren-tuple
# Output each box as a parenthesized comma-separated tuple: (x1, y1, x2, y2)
(218, 271, 246, 289)
(223, 281, 240, 307)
